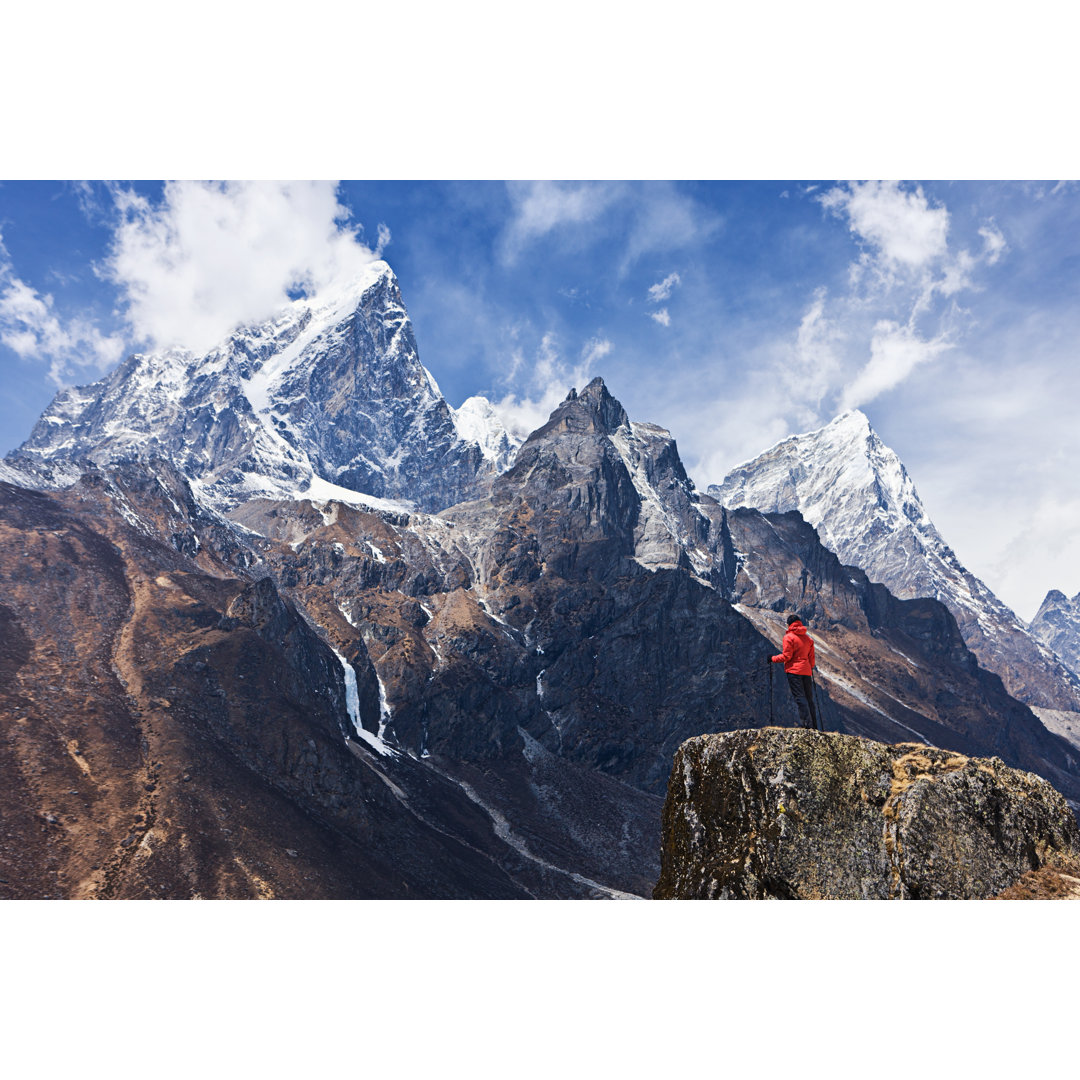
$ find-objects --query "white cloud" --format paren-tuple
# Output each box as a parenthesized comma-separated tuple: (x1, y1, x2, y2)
(840, 320, 951, 411)
(492, 331, 599, 441)
(788, 287, 842, 410)
(979, 222, 1007, 265)
(0, 182, 391, 385)
(620, 183, 720, 274)
(0, 233, 125, 386)
(799, 182, 1010, 414)
(820, 180, 949, 270)
(500, 181, 620, 264)
(647, 272, 681, 302)
(103, 181, 385, 354)
(500, 181, 720, 274)
(649, 308, 671, 327)
(581, 336, 613, 365)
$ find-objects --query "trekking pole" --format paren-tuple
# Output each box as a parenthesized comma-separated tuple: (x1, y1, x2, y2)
(768, 658, 774, 725)
(811, 674, 825, 733)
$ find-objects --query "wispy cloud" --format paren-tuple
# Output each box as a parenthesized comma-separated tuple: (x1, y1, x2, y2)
(810, 180, 1007, 411)
(839, 320, 952, 411)
(0, 230, 125, 386)
(619, 183, 720, 274)
(500, 181, 621, 265)
(492, 331, 606, 441)
(647, 272, 681, 302)
(581, 336, 613, 365)
(649, 308, 671, 327)
(500, 181, 720, 275)
(785, 287, 842, 420)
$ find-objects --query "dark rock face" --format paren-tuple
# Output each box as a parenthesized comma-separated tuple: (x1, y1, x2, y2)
(654, 729, 1080, 900)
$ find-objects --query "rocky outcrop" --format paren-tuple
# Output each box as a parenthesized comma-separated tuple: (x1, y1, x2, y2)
(653, 728, 1080, 900)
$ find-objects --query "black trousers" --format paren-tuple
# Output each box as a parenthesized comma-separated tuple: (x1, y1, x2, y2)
(787, 674, 819, 730)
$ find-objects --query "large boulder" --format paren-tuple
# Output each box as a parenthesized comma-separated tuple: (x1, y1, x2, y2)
(654, 728, 1080, 899)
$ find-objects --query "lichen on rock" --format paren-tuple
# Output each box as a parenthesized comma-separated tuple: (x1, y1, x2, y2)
(653, 728, 1080, 900)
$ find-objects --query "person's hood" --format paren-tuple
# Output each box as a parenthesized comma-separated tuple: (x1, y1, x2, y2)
(786, 621, 807, 635)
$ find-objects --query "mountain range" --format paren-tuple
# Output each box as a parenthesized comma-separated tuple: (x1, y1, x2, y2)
(4, 258, 1080, 899)
(710, 410, 1080, 715)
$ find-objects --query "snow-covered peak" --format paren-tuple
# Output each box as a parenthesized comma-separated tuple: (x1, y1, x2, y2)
(827, 408, 872, 435)
(452, 396, 521, 472)
(11, 255, 501, 514)
(714, 409, 926, 545)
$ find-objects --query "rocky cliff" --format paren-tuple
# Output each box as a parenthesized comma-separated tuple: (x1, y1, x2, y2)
(653, 728, 1080, 900)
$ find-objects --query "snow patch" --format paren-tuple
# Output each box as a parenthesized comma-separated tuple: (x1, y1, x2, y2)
(299, 475, 415, 516)
(331, 646, 396, 757)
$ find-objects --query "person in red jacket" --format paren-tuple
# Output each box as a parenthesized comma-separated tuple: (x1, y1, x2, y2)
(771, 614, 821, 730)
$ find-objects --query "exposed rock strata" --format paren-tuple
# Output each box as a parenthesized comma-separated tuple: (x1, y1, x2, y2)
(653, 728, 1080, 900)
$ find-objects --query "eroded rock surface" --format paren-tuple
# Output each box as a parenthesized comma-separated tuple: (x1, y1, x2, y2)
(654, 728, 1080, 900)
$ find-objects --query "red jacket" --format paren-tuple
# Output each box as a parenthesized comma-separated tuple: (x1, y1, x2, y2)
(772, 620, 816, 675)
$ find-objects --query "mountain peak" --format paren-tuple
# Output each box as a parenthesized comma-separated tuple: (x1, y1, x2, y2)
(518, 376, 630, 447)
(451, 395, 521, 472)
(827, 408, 873, 436)
(561, 376, 629, 435)
(10, 255, 502, 514)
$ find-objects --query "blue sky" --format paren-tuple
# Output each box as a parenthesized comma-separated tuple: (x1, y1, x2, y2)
(2, 179, 1079, 621)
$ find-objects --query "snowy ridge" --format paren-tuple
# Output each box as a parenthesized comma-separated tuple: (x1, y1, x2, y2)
(1030, 590, 1080, 679)
(711, 410, 1009, 621)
